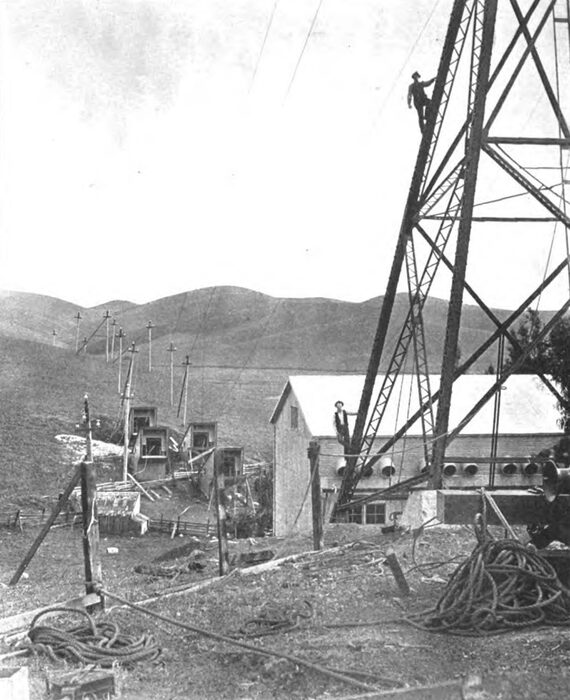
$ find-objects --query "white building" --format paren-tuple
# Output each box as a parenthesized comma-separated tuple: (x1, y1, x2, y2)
(270, 374, 563, 536)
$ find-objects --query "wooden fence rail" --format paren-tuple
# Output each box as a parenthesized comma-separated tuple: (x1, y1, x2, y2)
(148, 517, 211, 538)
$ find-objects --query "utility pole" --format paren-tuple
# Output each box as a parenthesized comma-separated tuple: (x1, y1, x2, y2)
(122, 343, 138, 483)
(146, 320, 154, 371)
(110, 319, 117, 360)
(308, 441, 323, 551)
(117, 327, 125, 393)
(81, 394, 103, 607)
(103, 310, 111, 362)
(213, 450, 230, 576)
(167, 342, 177, 406)
(182, 355, 191, 427)
(74, 312, 82, 352)
(52, 330, 57, 346)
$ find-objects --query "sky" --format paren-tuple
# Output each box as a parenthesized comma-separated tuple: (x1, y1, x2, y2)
(0, 0, 568, 310)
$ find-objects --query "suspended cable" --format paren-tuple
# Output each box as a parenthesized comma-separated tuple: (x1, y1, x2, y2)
(284, 0, 325, 100)
(249, 0, 280, 92)
(375, 0, 443, 123)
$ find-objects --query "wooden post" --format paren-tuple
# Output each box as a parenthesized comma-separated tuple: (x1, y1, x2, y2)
(182, 355, 191, 426)
(385, 546, 410, 597)
(167, 342, 177, 406)
(213, 450, 230, 576)
(117, 328, 125, 393)
(74, 311, 82, 352)
(103, 310, 111, 362)
(308, 441, 323, 551)
(110, 319, 116, 360)
(9, 467, 81, 585)
(122, 343, 137, 482)
(146, 320, 154, 371)
(81, 395, 103, 607)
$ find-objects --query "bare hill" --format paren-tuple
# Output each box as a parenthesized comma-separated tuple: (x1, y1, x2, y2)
(0, 286, 537, 504)
(0, 286, 516, 372)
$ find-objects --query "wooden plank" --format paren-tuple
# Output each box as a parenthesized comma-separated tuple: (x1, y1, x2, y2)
(482, 490, 519, 540)
(0, 594, 101, 635)
(333, 678, 463, 699)
(127, 473, 156, 501)
(437, 489, 570, 525)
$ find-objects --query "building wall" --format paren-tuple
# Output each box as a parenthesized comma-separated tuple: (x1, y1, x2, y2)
(273, 407, 562, 534)
(273, 389, 314, 536)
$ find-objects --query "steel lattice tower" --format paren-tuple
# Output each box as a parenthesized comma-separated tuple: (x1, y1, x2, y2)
(333, 0, 570, 517)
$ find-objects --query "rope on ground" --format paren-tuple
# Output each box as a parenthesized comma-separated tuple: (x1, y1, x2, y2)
(233, 600, 313, 638)
(97, 586, 383, 693)
(405, 537, 570, 636)
(26, 607, 161, 667)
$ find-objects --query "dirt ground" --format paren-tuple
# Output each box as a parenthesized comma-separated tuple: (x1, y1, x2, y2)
(2, 520, 570, 700)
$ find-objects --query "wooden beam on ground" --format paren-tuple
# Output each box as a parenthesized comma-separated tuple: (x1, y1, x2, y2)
(332, 678, 465, 699)
(9, 466, 82, 586)
(127, 473, 156, 501)
(437, 489, 570, 526)
(0, 593, 101, 637)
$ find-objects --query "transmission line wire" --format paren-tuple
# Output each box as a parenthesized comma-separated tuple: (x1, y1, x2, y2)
(250, 0, 280, 92)
(284, 0, 325, 100)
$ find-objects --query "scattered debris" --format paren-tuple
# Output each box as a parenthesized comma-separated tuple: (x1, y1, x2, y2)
(47, 670, 116, 700)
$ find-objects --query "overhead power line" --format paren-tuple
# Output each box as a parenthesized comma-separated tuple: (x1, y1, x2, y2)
(250, 0, 280, 92)
(285, 0, 325, 100)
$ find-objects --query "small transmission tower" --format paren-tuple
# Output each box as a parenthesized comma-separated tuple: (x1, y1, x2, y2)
(334, 0, 570, 516)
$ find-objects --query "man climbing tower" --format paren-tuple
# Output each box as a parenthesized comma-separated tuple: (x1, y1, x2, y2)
(334, 400, 356, 455)
(408, 71, 436, 133)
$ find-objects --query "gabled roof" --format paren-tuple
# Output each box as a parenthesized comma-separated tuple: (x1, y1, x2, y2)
(270, 374, 562, 437)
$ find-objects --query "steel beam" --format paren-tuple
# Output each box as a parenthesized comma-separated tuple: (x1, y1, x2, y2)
(431, 0, 499, 488)
(332, 0, 472, 514)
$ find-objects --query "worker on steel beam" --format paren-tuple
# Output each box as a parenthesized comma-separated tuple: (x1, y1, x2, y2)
(408, 71, 435, 133)
(334, 400, 356, 455)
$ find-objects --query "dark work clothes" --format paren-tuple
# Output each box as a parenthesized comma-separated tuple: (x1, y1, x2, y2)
(334, 409, 350, 455)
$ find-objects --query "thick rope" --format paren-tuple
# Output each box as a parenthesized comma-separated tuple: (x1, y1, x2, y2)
(27, 607, 160, 667)
(406, 538, 570, 636)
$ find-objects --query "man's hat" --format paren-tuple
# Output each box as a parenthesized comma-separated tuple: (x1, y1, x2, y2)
(412, 71, 420, 79)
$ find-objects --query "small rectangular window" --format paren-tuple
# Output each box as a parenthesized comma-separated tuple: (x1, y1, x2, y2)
(346, 506, 363, 524)
(290, 406, 299, 429)
(365, 503, 386, 525)
(143, 437, 163, 456)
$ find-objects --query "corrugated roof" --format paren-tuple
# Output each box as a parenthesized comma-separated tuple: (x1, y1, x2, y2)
(270, 374, 561, 436)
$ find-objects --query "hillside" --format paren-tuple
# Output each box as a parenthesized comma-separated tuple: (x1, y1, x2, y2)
(0, 286, 517, 372)
(0, 286, 544, 505)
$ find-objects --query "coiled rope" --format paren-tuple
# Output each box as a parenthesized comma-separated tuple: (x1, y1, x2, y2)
(406, 537, 570, 636)
(27, 607, 161, 666)
(234, 600, 314, 638)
